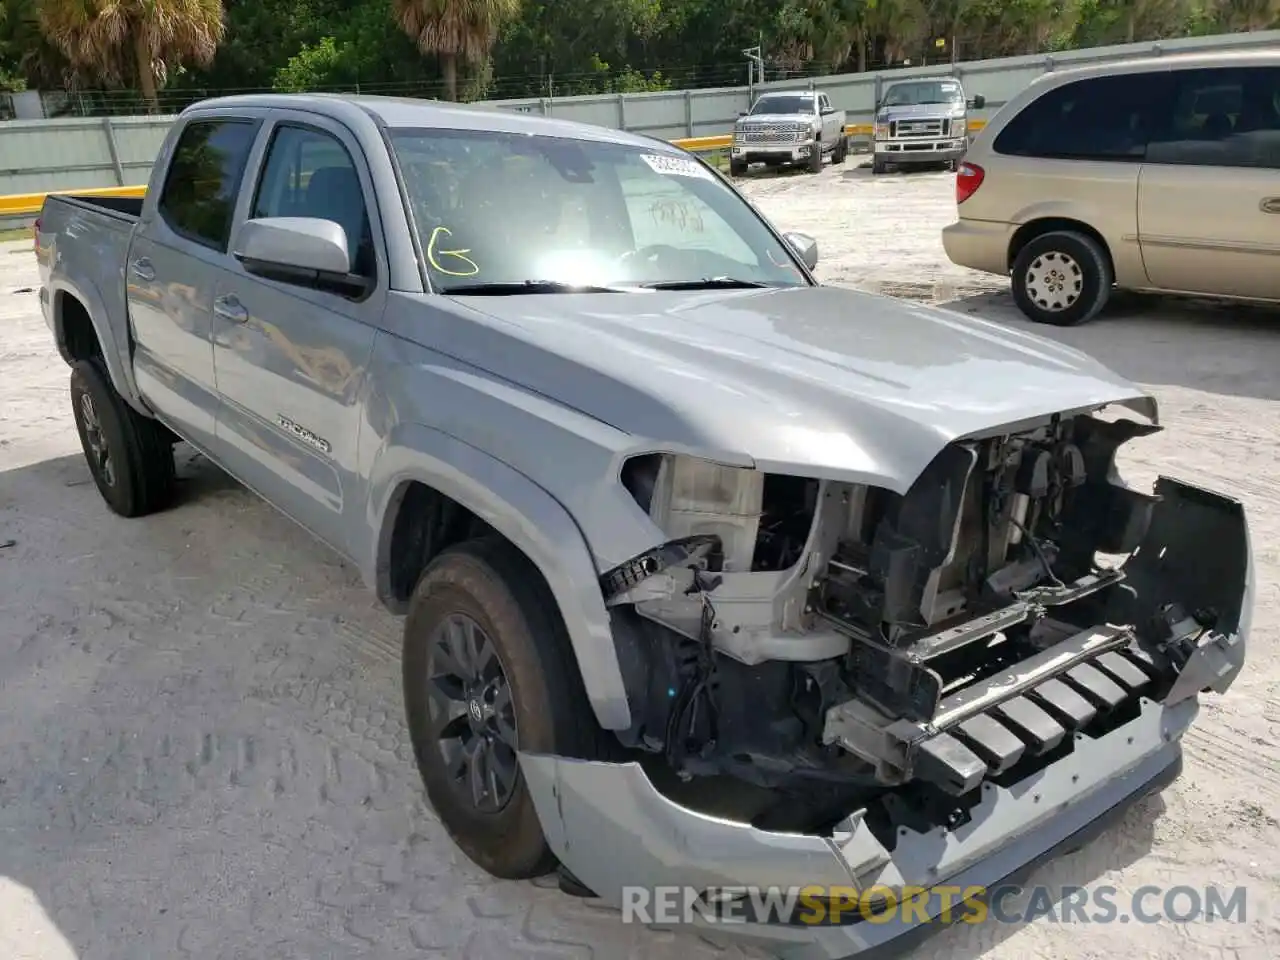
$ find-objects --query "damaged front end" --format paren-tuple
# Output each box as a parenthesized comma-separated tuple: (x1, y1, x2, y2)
(519, 400, 1251, 954)
(517, 399, 1249, 947)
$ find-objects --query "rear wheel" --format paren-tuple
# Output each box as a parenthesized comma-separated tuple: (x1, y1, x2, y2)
(69, 359, 175, 517)
(402, 537, 606, 879)
(1010, 230, 1112, 327)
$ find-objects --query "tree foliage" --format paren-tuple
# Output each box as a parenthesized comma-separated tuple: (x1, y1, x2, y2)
(33, 0, 225, 108)
(0, 0, 1276, 103)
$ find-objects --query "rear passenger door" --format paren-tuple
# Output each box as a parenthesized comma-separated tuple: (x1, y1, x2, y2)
(1138, 65, 1280, 300)
(127, 116, 261, 451)
(210, 113, 384, 557)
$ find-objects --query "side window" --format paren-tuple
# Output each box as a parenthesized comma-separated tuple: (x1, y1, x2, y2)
(251, 124, 375, 278)
(157, 119, 259, 251)
(1146, 67, 1280, 170)
(993, 72, 1172, 162)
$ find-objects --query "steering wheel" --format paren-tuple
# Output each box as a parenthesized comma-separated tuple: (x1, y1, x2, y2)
(617, 243, 685, 269)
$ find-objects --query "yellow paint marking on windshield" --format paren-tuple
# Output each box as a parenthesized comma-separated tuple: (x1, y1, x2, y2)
(426, 225, 479, 277)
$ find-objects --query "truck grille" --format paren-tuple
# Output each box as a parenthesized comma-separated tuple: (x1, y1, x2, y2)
(736, 123, 805, 145)
(890, 118, 950, 139)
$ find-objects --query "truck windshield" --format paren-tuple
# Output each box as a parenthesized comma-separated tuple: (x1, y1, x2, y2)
(882, 80, 964, 107)
(749, 96, 815, 115)
(388, 128, 811, 293)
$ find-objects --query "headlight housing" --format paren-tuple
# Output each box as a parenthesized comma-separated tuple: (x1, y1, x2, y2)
(621, 453, 763, 573)
(874, 121, 890, 140)
(952, 118, 967, 138)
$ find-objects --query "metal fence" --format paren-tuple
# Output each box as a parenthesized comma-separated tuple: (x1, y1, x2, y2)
(1, 29, 1277, 210)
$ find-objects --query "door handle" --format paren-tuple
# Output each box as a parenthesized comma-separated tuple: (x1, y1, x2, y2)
(129, 257, 155, 282)
(1261, 197, 1280, 214)
(213, 294, 248, 324)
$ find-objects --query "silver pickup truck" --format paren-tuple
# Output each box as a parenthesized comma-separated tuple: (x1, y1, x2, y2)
(731, 90, 848, 175)
(872, 77, 984, 174)
(37, 93, 1251, 957)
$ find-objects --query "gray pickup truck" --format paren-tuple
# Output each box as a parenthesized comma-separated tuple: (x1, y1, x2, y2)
(731, 90, 848, 175)
(872, 76, 984, 174)
(38, 93, 1251, 957)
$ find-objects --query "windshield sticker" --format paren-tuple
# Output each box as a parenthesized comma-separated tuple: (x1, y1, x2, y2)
(426, 225, 479, 277)
(640, 153, 715, 181)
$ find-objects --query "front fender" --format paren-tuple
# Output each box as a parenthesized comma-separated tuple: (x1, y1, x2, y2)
(366, 422, 632, 731)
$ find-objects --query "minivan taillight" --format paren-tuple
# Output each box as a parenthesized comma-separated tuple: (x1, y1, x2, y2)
(956, 162, 985, 204)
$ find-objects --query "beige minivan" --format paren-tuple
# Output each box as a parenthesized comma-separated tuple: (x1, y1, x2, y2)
(942, 50, 1280, 325)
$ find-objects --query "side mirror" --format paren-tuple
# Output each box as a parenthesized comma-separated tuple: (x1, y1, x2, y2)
(234, 217, 367, 295)
(784, 231, 818, 271)
(738, 110, 748, 117)
(969, 94, 986, 109)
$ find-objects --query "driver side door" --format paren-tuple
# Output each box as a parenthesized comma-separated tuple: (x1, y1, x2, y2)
(210, 114, 386, 556)
(818, 93, 840, 144)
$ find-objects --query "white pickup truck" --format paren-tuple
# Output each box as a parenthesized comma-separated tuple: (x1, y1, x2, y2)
(731, 90, 848, 175)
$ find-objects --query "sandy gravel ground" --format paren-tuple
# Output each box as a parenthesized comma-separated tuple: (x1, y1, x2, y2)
(2, 157, 1279, 960)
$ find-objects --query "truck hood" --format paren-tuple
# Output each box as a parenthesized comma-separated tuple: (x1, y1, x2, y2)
(420, 285, 1155, 491)
(878, 104, 963, 122)
(736, 113, 813, 126)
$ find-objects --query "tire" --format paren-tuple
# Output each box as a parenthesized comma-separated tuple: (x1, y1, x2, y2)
(729, 159, 747, 177)
(808, 146, 823, 173)
(1010, 230, 1113, 327)
(402, 536, 607, 879)
(834, 136, 848, 164)
(69, 359, 175, 518)
(872, 156, 887, 175)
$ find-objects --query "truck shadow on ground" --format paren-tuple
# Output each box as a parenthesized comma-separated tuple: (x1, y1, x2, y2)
(935, 288, 1280, 403)
(0, 447, 1168, 960)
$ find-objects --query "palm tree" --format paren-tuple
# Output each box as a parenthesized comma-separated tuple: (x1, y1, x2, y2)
(392, 0, 521, 102)
(37, 0, 225, 111)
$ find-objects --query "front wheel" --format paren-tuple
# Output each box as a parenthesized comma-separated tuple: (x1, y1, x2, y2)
(729, 158, 747, 177)
(1010, 230, 1113, 327)
(402, 537, 606, 879)
(871, 156, 888, 175)
(833, 136, 848, 164)
(808, 146, 823, 173)
(69, 359, 175, 517)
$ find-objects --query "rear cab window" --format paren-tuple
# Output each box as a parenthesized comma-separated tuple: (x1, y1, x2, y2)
(156, 118, 260, 250)
(993, 71, 1172, 161)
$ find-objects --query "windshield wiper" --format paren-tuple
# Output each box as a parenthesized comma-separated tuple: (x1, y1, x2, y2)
(440, 280, 629, 295)
(637, 277, 772, 291)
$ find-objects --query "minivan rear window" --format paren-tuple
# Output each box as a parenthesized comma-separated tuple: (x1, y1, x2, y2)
(993, 72, 1172, 162)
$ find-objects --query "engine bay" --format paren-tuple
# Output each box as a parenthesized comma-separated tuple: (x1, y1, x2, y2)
(600, 407, 1249, 838)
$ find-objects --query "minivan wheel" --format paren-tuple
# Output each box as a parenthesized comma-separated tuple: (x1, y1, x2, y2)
(402, 537, 606, 880)
(1011, 230, 1112, 327)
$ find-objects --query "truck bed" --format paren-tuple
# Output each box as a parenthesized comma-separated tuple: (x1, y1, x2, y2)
(48, 193, 143, 222)
(38, 192, 144, 412)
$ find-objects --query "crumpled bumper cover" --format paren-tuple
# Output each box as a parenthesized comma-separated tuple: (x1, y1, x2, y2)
(520, 695, 1195, 959)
